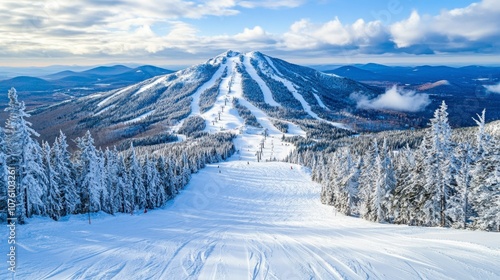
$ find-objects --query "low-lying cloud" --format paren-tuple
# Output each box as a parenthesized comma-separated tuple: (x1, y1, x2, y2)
(484, 83, 500, 94)
(351, 85, 431, 112)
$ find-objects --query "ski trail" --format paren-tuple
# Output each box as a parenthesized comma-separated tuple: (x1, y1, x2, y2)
(242, 55, 281, 107)
(189, 63, 227, 116)
(312, 88, 327, 109)
(231, 67, 283, 135)
(201, 60, 246, 134)
(270, 73, 349, 130)
(263, 55, 283, 78)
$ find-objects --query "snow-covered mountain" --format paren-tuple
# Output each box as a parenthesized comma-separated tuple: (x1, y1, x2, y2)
(33, 51, 381, 146)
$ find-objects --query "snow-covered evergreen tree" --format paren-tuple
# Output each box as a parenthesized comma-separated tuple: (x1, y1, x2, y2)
(4, 88, 46, 222)
(52, 131, 79, 215)
(374, 138, 396, 223)
(96, 149, 109, 213)
(392, 145, 414, 224)
(470, 110, 500, 231)
(359, 138, 379, 221)
(143, 155, 159, 209)
(0, 127, 8, 222)
(179, 152, 191, 190)
(156, 156, 171, 201)
(338, 152, 361, 216)
(422, 101, 454, 226)
(126, 144, 145, 211)
(117, 153, 132, 214)
(42, 141, 62, 220)
(75, 131, 103, 214)
(474, 109, 490, 158)
(447, 142, 473, 228)
(408, 140, 428, 226)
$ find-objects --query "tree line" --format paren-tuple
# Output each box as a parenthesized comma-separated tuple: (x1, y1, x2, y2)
(287, 101, 499, 231)
(0, 88, 235, 223)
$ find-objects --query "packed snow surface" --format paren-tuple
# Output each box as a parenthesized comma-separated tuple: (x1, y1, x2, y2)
(4, 135, 500, 279)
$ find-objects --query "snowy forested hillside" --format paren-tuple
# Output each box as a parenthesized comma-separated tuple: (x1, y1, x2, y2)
(0, 88, 235, 223)
(287, 103, 500, 231)
(31, 51, 389, 148)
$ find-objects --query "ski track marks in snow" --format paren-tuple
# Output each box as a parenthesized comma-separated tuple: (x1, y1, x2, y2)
(5, 150, 500, 279)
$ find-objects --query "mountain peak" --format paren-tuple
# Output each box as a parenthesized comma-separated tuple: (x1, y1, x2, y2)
(222, 50, 241, 57)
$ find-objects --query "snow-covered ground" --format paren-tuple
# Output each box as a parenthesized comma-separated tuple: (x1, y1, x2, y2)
(3, 139, 500, 279)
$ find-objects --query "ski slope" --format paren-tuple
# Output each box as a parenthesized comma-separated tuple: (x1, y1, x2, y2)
(184, 54, 306, 137)
(4, 137, 500, 280)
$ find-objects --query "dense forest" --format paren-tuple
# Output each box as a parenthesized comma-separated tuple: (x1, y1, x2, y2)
(0, 88, 235, 223)
(287, 102, 500, 231)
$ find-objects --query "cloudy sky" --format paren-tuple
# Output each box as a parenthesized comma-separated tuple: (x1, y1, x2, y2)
(1, 0, 499, 67)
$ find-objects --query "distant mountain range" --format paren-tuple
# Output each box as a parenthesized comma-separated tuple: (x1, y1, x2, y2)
(326, 63, 500, 92)
(0, 65, 173, 106)
(327, 63, 500, 128)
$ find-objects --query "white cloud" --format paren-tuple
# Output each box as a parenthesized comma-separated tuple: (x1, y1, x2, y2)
(234, 26, 268, 41)
(484, 83, 500, 94)
(390, 11, 424, 48)
(238, 0, 304, 9)
(280, 17, 387, 50)
(390, 0, 500, 52)
(351, 85, 431, 112)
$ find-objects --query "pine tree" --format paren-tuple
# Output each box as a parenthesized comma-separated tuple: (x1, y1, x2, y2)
(321, 153, 340, 206)
(0, 127, 8, 222)
(179, 152, 191, 189)
(359, 138, 379, 221)
(96, 149, 109, 213)
(422, 101, 453, 227)
(392, 144, 417, 225)
(143, 155, 159, 209)
(408, 140, 428, 226)
(332, 151, 347, 210)
(4, 88, 46, 222)
(104, 148, 119, 214)
(52, 131, 79, 215)
(117, 154, 131, 213)
(339, 152, 361, 216)
(474, 109, 489, 158)
(374, 138, 396, 222)
(75, 131, 103, 215)
(126, 144, 144, 212)
(154, 161, 166, 208)
(156, 156, 169, 204)
(470, 110, 500, 231)
(42, 141, 62, 220)
(447, 143, 473, 228)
